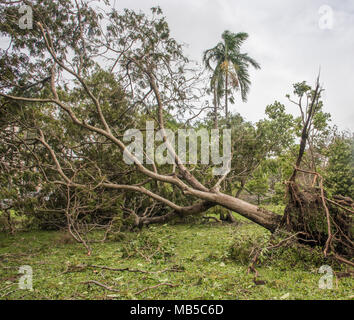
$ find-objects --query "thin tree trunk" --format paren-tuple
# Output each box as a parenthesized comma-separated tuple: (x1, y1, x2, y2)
(225, 67, 228, 122)
(213, 86, 218, 129)
(289, 81, 320, 182)
(235, 179, 245, 198)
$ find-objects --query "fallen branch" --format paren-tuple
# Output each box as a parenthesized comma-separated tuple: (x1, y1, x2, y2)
(202, 216, 222, 223)
(0, 288, 18, 298)
(81, 280, 120, 293)
(248, 231, 310, 279)
(134, 282, 178, 296)
(88, 264, 184, 274)
(325, 198, 354, 215)
(332, 254, 354, 268)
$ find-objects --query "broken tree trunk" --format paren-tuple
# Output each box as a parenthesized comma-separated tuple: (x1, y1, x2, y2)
(280, 79, 353, 264)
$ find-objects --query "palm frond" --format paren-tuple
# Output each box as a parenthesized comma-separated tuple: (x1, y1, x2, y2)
(203, 30, 260, 107)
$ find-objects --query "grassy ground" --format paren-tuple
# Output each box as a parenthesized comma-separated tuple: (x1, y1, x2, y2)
(0, 218, 353, 300)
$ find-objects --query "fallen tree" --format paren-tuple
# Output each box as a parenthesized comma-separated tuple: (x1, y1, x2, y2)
(0, 1, 352, 264)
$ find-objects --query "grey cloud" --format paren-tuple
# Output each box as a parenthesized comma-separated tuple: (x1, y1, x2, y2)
(113, 0, 354, 131)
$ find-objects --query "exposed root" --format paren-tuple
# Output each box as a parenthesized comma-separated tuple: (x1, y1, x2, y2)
(202, 216, 222, 223)
(282, 168, 353, 267)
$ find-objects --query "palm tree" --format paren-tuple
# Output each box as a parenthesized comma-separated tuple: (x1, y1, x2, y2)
(203, 31, 260, 124)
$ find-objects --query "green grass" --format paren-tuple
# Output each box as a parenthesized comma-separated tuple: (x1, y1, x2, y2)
(0, 219, 353, 300)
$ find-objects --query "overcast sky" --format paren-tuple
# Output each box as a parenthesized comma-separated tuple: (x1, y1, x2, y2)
(1, 1, 352, 130)
(111, 0, 354, 131)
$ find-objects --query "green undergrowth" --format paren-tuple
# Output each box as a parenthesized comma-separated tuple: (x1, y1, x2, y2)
(0, 216, 353, 300)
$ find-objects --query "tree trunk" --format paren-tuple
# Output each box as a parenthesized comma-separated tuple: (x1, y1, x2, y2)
(225, 68, 229, 122)
(213, 86, 218, 129)
(214, 193, 281, 232)
(182, 188, 281, 232)
(235, 179, 246, 198)
(139, 189, 281, 232)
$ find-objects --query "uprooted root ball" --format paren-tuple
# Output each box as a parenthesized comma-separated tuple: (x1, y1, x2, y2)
(282, 183, 353, 259)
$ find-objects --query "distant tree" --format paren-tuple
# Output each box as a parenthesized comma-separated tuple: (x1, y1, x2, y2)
(203, 31, 260, 123)
(324, 134, 354, 198)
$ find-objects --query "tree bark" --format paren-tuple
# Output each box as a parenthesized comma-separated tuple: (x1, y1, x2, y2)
(140, 194, 281, 232)
(225, 65, 229, 122)
(183, 188, 281, 232)
(213, 86, 218, 129)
